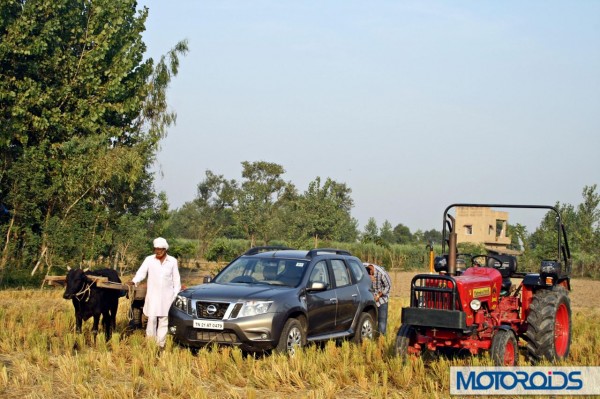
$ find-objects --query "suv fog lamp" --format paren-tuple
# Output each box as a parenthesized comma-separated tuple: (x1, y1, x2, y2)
(239, 301, 273, 317)
(470, 299, 481, 311)
(545, 276, 554, 285)
(169, 326, 177, 334)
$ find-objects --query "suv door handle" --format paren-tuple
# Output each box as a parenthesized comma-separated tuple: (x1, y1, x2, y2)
(352, 294, 358, 297)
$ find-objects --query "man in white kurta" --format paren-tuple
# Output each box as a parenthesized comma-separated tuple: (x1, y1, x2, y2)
(131, 237, 181, 348)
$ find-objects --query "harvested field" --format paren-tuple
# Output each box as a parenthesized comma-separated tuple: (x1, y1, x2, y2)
(0, 270, 598, 398)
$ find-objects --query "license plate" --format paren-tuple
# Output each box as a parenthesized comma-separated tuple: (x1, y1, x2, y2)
(193, 319, 224, 330)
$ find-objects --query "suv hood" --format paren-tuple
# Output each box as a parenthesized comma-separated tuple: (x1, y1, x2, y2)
(184, 283, 295, 302)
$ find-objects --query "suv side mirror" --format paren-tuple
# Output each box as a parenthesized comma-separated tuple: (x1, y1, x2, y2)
(203, 276, 212, 284)
(306, 282, 327, 292)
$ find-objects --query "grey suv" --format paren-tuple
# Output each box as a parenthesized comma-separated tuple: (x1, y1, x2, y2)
(168, 247, 378, 354)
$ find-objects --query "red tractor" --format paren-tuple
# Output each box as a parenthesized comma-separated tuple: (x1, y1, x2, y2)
(395, 204, 572, 365)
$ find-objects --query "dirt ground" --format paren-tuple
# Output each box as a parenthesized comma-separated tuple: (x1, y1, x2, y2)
(388, 271, 598, 309)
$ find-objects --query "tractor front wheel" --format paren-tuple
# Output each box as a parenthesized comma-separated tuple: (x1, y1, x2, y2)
(395, 324, 417, 359)
(525, 285, 572, 362)
(490, 329, 518, 366)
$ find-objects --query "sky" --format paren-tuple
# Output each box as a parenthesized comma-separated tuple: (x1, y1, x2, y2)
(138, 1, 599, 233)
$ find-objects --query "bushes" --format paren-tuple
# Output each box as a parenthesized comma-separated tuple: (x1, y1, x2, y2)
(201, 239, 435, 271)
(205, 239, 250, 262)
(0, 267, 45, 288)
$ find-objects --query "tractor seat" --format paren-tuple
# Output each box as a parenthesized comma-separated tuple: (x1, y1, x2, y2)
(487, 255, 517, 295)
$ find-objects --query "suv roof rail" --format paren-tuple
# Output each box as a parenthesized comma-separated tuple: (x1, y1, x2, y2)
(307, 248, 352, 258)
(243, 246, 293, 256)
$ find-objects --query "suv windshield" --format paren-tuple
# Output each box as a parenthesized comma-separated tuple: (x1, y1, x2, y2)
(214, 257, 308, 287)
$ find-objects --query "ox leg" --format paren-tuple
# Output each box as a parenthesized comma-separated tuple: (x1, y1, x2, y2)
(111, 300, 118, 331)
(75, 315, 83, 334)
(92, 314, 100, 336)
(73, 299, 83, 334)
(103, 309, 112, 340)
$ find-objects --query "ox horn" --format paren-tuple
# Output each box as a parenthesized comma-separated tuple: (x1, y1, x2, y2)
(83, 267, 89, 272)
(67, 266, 71, 271)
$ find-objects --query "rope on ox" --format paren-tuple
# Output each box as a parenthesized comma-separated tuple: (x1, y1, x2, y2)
(126, 283, 136, 323)
(74, 280, 93, 302)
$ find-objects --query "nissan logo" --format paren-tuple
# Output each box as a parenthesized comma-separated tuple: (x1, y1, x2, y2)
(206, 304, 217, 315)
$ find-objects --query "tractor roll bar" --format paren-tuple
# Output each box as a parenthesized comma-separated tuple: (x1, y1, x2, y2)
(441, 203, 570, 264)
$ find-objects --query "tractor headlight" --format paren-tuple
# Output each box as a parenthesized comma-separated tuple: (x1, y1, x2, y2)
(238, 301, 273, 317)
(470, 299, 481, 311)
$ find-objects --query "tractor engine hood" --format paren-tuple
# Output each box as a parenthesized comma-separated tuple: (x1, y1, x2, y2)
(455, 267, 503, 312)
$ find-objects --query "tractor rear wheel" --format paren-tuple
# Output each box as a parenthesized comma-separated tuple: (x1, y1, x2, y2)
(525, 285, 572, 362)
(490, 329, 518, 366)
(395, 324, 417, 359)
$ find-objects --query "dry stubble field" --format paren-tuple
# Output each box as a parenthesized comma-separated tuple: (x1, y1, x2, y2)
(0, 270, 599, 399)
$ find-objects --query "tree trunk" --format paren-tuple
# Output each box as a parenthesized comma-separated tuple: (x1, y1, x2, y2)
(0, 210, 16, 273)
(31, 244, 48, 276)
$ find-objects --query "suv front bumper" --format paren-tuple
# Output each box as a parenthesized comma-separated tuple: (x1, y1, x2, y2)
(168, 307, 285, 352)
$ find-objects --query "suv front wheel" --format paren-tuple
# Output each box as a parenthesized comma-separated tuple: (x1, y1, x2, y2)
(276, 318, 306, 355)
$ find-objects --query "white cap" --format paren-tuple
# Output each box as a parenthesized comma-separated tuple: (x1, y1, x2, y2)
(153, 237, 169, 250)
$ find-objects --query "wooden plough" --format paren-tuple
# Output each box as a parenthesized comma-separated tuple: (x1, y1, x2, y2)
(43, 275, 147, 300)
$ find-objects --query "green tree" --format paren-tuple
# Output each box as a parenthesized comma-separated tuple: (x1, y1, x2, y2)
(530, 202, 576, 262)
(422, 229, 442, 245)
(0, 0, 187, 277)
(293, 177, 356, 247)
(193, 170, 237, 256)
(362, 217, 379, 243)
(380, 220, 394, 245)
(574, 184, 600, 254)
(392, 223, 413, 244)
(235, 161, 287, 246)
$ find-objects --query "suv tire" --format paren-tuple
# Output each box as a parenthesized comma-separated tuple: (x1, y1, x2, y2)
(353, 312, 375, 343)
(276, 318, 305, 356)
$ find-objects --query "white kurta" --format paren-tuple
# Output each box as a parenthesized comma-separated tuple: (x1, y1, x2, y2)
(132, 254, 181, 317)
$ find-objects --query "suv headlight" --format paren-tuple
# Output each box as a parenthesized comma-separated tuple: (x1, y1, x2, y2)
(174, 295, 189, 313)
(238, 301, 273, 317)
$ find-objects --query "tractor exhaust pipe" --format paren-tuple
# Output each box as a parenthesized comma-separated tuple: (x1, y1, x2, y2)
(447, 215, 458, 276)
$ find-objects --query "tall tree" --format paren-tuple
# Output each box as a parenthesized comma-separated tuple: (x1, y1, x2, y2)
(392, 223, 413, 244)
(192, 170, 237, 256)
(380, 220, 394, 244)
(0, 0, 187, 276)
(362, 217, 379, 243)
(530, 202, 576, 261)
(422, 229, 442, 245)
(574, 184, 600, 254)
(235, 161, 287, 246)
(294, 176, 355, 247)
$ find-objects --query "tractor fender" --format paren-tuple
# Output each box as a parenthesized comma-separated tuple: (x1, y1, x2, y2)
(523, 273, 571, 291)
(495, 324, 513, 333)
(523, 274, 544, 287)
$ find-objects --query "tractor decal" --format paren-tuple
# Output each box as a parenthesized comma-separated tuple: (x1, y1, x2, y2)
(473, 287, 490, 298)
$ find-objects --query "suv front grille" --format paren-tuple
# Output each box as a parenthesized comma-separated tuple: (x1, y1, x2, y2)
(196, 301, 229, 319)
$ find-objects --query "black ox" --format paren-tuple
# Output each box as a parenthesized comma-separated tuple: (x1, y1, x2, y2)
(63, 268, 121, 340)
